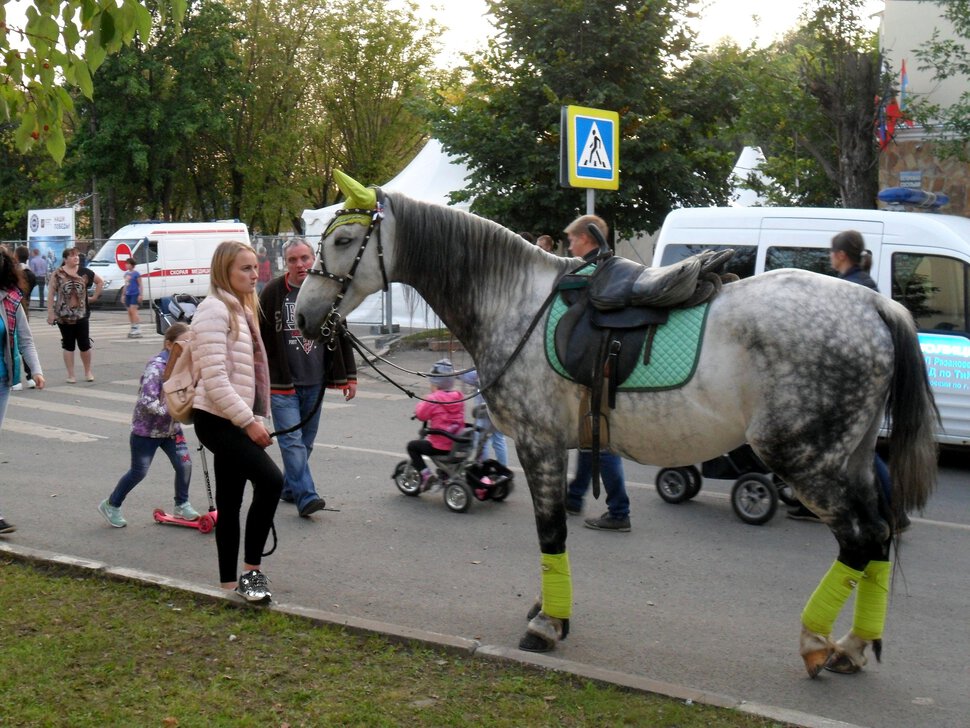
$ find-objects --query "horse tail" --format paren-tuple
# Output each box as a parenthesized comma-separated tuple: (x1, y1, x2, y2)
(876, 298, 940, 519)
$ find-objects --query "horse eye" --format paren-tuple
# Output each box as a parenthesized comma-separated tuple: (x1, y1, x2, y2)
(334, 235, 353, 248)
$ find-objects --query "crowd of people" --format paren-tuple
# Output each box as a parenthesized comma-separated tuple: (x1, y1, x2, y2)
(1, 218, 903, 597)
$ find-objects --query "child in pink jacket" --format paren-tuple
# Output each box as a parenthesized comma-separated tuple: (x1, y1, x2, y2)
(407, 359, 465, 487)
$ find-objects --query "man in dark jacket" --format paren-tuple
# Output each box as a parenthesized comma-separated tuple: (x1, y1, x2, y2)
(259, 238, 357, 517)
(561, 215, 631, 533)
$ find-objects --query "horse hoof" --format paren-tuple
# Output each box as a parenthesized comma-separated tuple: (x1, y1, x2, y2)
(800, 626, 834, 678)
(518, 632, 555, 652)
(803, 648, 831, 678)
(826, 631, 869, 674)
(824, 653, 863, 674)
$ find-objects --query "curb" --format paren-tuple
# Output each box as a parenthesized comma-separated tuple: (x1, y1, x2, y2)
(0, 542, 866, 728)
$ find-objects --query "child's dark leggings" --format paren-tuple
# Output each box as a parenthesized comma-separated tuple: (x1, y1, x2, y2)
(407, 439, 449, 470)
(193, 409, 283, 584)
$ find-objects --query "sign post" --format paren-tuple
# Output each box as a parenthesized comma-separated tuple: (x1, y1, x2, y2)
(559, 105, 620, 215)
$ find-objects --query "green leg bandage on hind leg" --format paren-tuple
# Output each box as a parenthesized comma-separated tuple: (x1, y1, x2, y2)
(802, 560, 864, 636)
(540, 552, 572, 620)
(852, 560, 891, 640)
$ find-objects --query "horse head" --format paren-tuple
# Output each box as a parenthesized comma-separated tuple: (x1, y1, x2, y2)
(296, 169, 393, 341)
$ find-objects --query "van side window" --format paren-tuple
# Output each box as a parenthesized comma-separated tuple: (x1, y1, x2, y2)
(765, 247, 836, 276)
(131, 240, 159, 264)
(892, 253, 969, 335)
(659, 244, 757, 279)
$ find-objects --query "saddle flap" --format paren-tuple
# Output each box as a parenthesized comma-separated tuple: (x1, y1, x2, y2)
(591, 306, 668, 329)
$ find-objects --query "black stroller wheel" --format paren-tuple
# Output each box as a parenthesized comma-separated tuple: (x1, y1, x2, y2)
(656, 467, 696, 504)
(774, 474, 799, 506)
(731, 473, 778, 525)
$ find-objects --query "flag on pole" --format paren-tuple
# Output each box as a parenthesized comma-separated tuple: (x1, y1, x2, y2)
(899, 59, 909, 111)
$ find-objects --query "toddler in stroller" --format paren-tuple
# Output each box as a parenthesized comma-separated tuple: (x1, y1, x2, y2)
(392, 359, 513, 512)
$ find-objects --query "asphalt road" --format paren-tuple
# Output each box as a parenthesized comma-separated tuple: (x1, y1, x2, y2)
(2, 309, 968, 728)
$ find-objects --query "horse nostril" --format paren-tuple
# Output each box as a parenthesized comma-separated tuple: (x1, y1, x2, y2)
(296, 313, 306, 331)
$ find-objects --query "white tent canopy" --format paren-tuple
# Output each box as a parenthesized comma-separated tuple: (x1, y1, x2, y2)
(728, 146, 771, 207)
(301, 139, 472, 329)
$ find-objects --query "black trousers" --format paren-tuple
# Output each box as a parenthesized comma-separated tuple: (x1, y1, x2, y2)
(407, 439, 449, 471)
(193, 409, 283, 583)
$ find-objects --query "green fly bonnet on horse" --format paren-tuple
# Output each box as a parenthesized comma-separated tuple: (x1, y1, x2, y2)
(325, 170, 377, 236)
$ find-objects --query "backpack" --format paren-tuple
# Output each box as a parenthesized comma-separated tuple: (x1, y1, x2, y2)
(162, 336, 198, 424)
(52, 269, 88, 323)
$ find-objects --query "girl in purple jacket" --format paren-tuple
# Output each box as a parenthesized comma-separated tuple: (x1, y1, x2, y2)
(98, 323, 195, 528)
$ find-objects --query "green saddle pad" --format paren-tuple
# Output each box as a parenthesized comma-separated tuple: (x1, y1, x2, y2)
(544, 296, 711, 391)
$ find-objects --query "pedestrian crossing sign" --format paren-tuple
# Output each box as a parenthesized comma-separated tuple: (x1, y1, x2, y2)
(560, 105, 619, 190)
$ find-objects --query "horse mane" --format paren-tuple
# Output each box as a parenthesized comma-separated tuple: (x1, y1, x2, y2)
(388, 193, 571, 329)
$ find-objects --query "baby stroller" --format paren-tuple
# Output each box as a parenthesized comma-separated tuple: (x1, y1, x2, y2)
(654, 444, 797, 525)
(392, 406, 514, 513)
(152, 294, 200, 334)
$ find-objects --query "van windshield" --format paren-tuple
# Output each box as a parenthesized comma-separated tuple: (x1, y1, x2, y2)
(88, 238, 158, 265)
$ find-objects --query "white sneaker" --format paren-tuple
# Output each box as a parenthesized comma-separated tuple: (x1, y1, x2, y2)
(26, 379, 36, 388)
(174, 501, 200, 521)
(10, 383, 23, 391)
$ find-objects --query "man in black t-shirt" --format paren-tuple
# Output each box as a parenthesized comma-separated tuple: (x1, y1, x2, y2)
(259, 239, 357, 518)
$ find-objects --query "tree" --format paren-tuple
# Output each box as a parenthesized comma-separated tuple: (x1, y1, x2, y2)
(63, 0, 245, 231)
(912, 0, 970, 160)
(0, 122, 63, 239)
(427, 0, 722, 238)
(795, 0, 881, 208)
(688, 1, 881, 209)
(297, 0, 444, 214)
(1, 0, 186, 162)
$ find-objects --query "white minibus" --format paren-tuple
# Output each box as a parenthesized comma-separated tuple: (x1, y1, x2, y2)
(653, 207, 970, 446)
(87, 220, 251, 304)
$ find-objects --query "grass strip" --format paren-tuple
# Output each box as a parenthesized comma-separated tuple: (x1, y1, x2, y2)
(0, 558, 788, 727)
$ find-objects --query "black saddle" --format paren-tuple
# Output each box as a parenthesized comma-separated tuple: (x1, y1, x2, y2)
(551, 247, 736, 499)
(589, 249, 736, 310)
(554, 286, 668, 392)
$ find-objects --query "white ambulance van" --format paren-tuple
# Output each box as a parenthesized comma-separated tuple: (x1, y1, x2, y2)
(87, 221, 251, 305)
(653, 207, 970, 446)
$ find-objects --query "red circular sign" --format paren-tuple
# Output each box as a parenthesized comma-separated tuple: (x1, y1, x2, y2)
(115, 243, 132, 268)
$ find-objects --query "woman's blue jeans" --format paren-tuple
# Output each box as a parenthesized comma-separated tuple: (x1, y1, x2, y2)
(109, 432, 192, 507)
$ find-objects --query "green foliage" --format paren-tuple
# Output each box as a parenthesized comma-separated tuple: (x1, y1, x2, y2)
(0, 122, 63, 239)
(300, 0, 444, 211)
(686, 1, 880, 209)
(912, 0, 970, 160)
(63, 0, 244, 230)
(0, 0, 187, 162)
(426, 0, 727, 239)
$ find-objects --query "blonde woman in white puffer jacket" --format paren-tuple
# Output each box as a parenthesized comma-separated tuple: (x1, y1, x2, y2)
(191, 241, 283, 603)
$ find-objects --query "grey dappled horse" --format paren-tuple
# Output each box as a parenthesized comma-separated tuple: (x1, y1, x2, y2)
(296, 172, 938, 678)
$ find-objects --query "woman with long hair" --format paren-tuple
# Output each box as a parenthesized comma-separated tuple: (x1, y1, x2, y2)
(47, 247, 103, 383)
(191, 241, 283, 602)
(0, 249, 46, 534)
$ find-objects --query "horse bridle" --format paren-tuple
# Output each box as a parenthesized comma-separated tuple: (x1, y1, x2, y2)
(306, 188, 389, 345)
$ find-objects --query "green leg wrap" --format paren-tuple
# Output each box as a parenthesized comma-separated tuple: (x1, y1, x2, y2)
(801, 560, 863, 636)
(540, 552, 572, 620)
(852, 560, 891, 640)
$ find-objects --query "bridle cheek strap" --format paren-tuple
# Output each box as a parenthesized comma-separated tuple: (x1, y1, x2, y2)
(307, 194, 388, 344)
